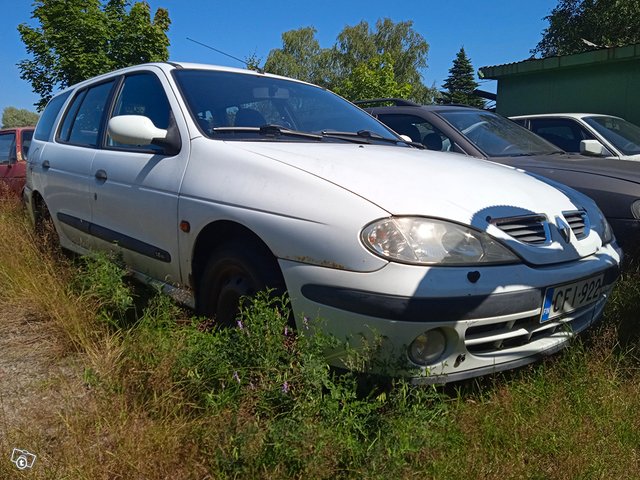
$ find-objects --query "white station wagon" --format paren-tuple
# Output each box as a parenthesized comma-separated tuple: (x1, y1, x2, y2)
(25, 62, 621, 383)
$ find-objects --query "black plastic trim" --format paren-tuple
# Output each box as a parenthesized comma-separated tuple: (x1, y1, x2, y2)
(301, 265, 619, 323)
(57, 212, 171, 263)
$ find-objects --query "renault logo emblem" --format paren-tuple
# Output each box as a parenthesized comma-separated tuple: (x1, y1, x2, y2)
(555, 216, 572, 243)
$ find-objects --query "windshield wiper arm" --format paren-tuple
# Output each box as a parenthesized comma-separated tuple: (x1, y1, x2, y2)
(320, 129, 413, 146)
(212, 124, 323, 140)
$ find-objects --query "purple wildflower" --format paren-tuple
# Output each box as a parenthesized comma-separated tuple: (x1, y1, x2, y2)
(282, 381, 290, 394)
(237, 320, 243, 329)
(284, 325, 289, 336)
(232, 371, 240, 383)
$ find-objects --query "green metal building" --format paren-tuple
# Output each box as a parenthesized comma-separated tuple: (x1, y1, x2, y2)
(478, 43, 640, 125)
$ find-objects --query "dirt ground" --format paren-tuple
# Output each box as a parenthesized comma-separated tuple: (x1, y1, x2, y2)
(0, 303, 81, 468)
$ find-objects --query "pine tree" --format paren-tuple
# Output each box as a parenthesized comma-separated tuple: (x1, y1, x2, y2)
(442, 47, 485, 108)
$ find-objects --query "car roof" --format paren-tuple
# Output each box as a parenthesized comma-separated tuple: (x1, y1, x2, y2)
(52, 61, 316, 99)
(511, 113, 623, 121)
(361, 103, 484, 115)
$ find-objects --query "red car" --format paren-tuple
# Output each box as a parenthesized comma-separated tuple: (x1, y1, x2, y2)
(0, 126, 35, 197)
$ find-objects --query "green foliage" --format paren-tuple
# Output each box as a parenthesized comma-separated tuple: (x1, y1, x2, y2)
(18, 0, 171, 110)
(532, 0, 640, 58)
(264, 19, 436, 104)
(333, 53, 412, 102)
(441, 47, 485, 108)
(74, 251, 134, 326)
(1, 106, 39, 128)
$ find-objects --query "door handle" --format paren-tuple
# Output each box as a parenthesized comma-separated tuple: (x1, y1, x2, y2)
(95, 169, 107, 181)
(42, 160, 50, 169)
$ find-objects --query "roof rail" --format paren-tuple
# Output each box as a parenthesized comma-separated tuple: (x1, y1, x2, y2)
(354, 98, 421, 107)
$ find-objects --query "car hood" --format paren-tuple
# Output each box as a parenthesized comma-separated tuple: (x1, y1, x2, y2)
(503, 153, 640, 183)
(231, 142, 609, 265)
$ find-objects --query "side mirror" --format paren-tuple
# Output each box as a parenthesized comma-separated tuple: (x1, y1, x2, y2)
(580, 139, 607, 157)
(108, 115, 181, 156)
(108, 115, 168, 145)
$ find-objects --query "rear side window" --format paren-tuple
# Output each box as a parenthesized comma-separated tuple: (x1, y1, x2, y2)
(33, 91, 72, 141)
(58, 80, 116, 147)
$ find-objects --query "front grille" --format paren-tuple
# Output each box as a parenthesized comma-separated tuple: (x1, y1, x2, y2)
(563, 210, 589, 240)
(464, 286, 611, 356)
(491, 214, 549, 244)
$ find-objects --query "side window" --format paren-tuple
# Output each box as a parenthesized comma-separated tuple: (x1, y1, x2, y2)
(34, 91, 72, 141)
(529, 119, 594, 153)
(21, 130, 34, 158)
(108, 72, 172, 152)
(0, 132, 16, 164)
(377, 113, 454, 152)
(58, 81, 115, 147)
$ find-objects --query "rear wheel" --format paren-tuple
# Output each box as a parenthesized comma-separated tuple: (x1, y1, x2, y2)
(33, 199, 59, 252)
(197, 240, 285, 326)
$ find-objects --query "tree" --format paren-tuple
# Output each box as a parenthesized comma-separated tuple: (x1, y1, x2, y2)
(532, 0, 640, 58)
(18, 0, 170, 110)
(441, 47, 485, 108)
(263, 27, 335, 86)
(332, 53, 412, 101)
(1, 107, 40, 128)
(263, 19, 436, 104)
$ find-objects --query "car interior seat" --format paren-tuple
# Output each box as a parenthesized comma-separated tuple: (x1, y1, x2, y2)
(422, 132, 443, 151)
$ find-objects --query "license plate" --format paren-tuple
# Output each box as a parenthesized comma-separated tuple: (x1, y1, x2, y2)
(540, 274, 604, 323)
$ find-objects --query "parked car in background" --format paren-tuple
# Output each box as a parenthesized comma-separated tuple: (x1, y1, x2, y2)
(25, 64, 620, 383)
(359, 99, 640, 251)
(0, 126, 34, 196)
(512, 113, 640, 161)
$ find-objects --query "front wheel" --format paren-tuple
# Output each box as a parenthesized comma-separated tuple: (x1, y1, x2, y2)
(197, 240, 285, 326)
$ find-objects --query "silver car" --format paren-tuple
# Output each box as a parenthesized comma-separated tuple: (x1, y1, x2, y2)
(25, 63, 620, 383)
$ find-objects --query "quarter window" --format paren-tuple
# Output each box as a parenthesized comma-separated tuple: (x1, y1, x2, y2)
(34, 91, 72, 141)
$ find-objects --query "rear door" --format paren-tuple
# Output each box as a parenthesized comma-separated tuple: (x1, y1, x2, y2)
(35, 79, 117, 249)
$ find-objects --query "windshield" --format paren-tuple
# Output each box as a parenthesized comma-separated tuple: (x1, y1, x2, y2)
(583, 116, 640, 155)
(437, 110, 560, 157)
(173, 69, 397, 142)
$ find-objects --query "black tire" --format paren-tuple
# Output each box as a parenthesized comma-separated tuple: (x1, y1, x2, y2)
(33, 200, 59, 252)
(197, 240, 285, 326)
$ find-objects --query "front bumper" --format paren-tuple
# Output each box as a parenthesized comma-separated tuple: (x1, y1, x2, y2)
(281, 242, 621, 383)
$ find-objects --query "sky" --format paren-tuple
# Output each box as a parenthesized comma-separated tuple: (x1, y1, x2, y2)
(0, 0, 558, 113)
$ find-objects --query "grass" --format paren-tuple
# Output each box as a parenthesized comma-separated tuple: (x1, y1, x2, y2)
(1, 199, 640, 479)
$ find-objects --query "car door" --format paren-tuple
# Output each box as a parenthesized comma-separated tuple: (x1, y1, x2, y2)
(90, 69, 190, 284)
(0, 130, 18, 195)
(35, 80, 117, 249)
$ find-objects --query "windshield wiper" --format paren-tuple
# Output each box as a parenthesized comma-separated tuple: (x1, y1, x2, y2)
(320, 129, 414, 146)
(212, 124, 323, 141)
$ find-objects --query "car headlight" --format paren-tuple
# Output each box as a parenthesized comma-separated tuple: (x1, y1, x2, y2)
(361, 217, 519, 265)
(592, 211, 614, 245)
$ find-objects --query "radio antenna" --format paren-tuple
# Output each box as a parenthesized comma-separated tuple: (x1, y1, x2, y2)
(186, 37, 262, 72)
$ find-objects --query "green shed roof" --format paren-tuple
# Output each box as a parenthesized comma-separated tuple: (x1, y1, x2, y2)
(478, 43, 640, 79)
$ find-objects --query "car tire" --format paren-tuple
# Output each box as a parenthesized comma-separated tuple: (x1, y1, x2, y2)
(33, 200, 58, 251)
(198, 240, 285, 326)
